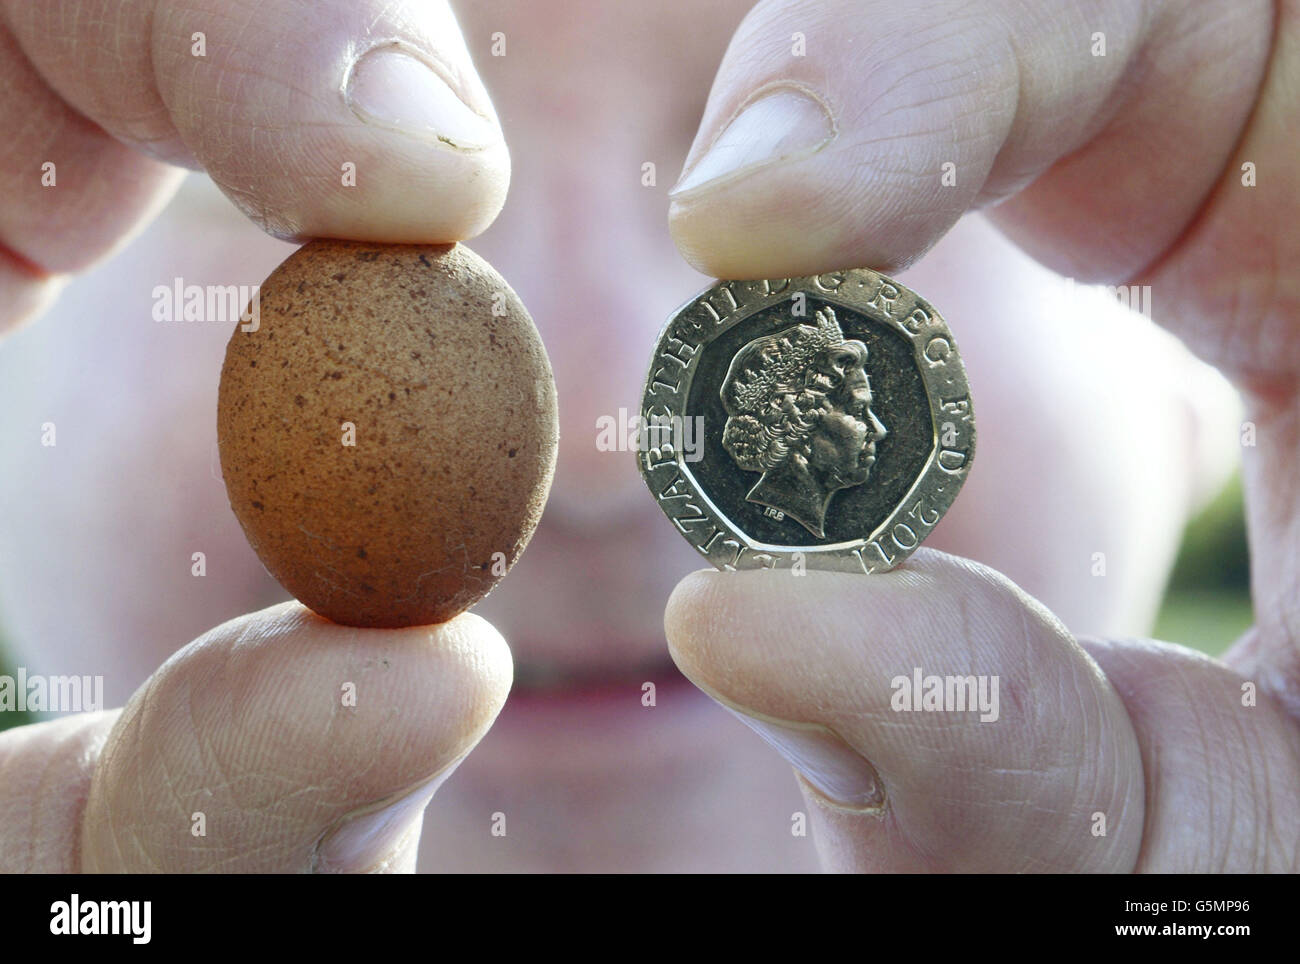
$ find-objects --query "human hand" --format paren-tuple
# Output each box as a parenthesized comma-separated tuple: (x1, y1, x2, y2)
(0, 0, 508, 333)
(0, 0, 513, 871)
(664, 0, 1300, 871)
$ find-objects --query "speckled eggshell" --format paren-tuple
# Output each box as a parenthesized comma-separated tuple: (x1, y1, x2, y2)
(217, 240, 558, 628)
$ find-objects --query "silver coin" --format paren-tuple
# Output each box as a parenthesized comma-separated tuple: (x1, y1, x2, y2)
(637, 269, 975, 573)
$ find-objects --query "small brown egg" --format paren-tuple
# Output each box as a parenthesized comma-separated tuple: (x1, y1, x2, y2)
(217, 240, 558, 628)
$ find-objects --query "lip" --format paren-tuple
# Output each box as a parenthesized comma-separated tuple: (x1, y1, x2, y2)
(511, 662, 689, 700)
(494, 660, 699, 735)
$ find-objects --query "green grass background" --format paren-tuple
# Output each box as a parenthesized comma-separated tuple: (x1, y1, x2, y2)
(1151, 474, 1253, 658)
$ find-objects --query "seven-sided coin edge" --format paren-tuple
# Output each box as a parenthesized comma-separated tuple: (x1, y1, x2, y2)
(637, 268, 975, 574)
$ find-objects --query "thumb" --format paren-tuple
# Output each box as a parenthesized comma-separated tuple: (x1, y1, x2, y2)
(79, 601, 511, 873)
(668, 0, 1269, 280)
(664, 549, 1144, 872)
(1, 0, 506, 285)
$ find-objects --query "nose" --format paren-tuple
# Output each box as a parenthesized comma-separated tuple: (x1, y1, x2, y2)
(869, 410, 887, 441)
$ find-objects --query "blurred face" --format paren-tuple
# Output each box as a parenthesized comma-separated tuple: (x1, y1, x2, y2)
(0, 0, 1219, 874)
(459, 0, 750, 683)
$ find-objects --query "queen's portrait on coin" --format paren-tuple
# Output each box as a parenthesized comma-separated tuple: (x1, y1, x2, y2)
(720, 307, 888, 539)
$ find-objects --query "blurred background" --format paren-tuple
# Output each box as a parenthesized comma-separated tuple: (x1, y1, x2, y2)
(0, 170, 1256, 731)
(0, 0, 1259, 870)
(0, 160, 1254, 872)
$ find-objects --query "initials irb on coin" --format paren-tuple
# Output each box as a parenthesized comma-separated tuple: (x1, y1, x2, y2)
(637, 269, 974, 573)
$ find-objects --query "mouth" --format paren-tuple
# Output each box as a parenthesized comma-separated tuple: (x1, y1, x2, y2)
(511, 650, 681, 694)
(499, 654, 699, 732)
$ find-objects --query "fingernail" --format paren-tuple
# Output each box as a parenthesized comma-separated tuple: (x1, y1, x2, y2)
(670, 85, 836, 197)
(344, 43, 499, 150)
(719, 703, 884, 811)
(313, 757, 465, 872)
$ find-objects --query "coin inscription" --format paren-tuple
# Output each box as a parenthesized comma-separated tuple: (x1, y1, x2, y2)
(638, 269, 974, 573)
